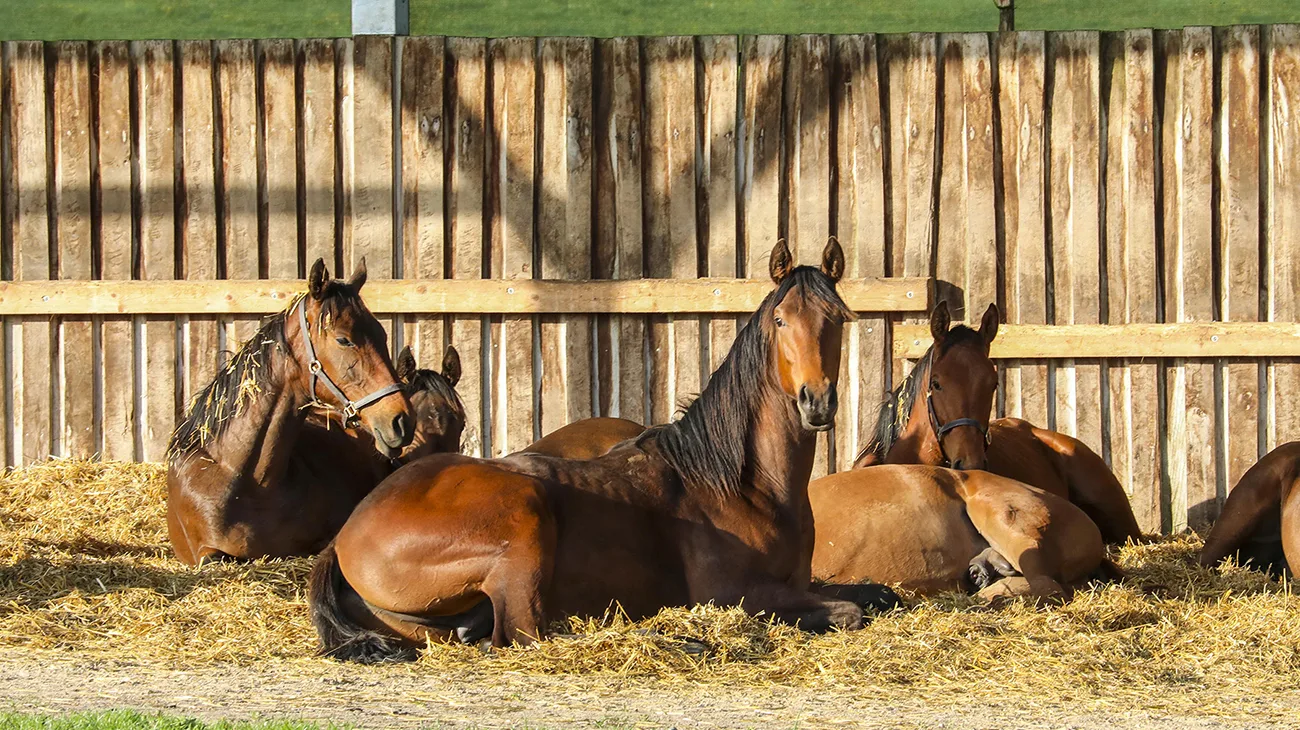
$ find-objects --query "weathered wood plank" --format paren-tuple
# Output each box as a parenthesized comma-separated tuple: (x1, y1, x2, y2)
(301, 39, 337, 275)
(895, 323, 1300, 359)
(0, 43, 10, 465)
(1269, 26, 1300, 448)
(489, 37, 536, 455)
(644, 37, 698, 424)
(1218, 25, 1263, 501)
(1102, 30, 1161, 532)
(95, 41, 135, 461)
(1162, 28, 1217, 532)
(539, 37, 594, 435)
(135, 40, 177, 462)
(349, 36, 394, 282)
(399, 36, 445, 368)
(216, 40, 259, 347)
(52, 41, 94, 458)
(741, 35, 784, 279)
(261, 39, 298, 280)
(179, 41, 220, 419)
(594, 37, 645, 423)
(699, 35, 738, 374)
(832, 34, 888, 473)
(448, 37, 487, 455)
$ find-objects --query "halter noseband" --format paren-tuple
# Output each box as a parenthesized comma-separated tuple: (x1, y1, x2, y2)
(925, 389, 992, 467)
(295, 297, 404, 427)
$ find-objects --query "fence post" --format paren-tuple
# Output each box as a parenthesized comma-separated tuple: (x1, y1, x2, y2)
(352, 0, 409, 35)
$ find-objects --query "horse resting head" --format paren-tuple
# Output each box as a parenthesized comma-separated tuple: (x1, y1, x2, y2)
(394, 344, 466, 459)
(925, 299, 999, 471)
(302, 257, 414, 458)
(768, 237, 849, 432)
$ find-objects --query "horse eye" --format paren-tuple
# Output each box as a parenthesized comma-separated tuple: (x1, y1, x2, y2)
(930, 379, 942, 392)
(775, 316, 786, 327)
(335, 336, 355, 348)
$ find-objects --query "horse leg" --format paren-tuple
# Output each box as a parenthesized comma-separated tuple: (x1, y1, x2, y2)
(479, 506, 556, 648)
(739, 583, 875, 633)
(1033, 428, 1144, 544)
(1200, 451, 1294, 570)
(967, 547, 1019, 591)
(814, 583, 905, 614)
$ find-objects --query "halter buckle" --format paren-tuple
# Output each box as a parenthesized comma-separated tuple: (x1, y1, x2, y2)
(308, 360, 323, 375)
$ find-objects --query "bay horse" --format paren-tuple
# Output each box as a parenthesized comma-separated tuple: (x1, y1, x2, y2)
(1199, 442, 1300, 575)
(852, 302, 1144, 545)
(518, 417, 644, 459)
(167, 259, 420, 565)
(809, 465, 1115, 599)
(309, 239, 900, 660)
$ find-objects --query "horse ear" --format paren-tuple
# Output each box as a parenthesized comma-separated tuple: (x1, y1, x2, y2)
(347, 257, 368, 291)
(395, 345, 417, 383)
(820, 237, 845, 283)
(309, 258, 330, 300)
(979, 303, 1000, 346)
(442, 345, 462, 387)
(929, 301, 951, 344)
(769, 239, 794, 284)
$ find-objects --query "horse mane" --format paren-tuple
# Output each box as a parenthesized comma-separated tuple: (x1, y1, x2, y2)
(853, 324, 986, 465)
(168, 285, 362, 459)
(405, 367, 465, 422)
(643, 266, 852, 497)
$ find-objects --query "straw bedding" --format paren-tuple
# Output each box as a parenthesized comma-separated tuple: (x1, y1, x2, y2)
(2, 459, 1299, 715)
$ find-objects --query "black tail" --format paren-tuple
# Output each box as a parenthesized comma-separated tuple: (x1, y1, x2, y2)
(308, 543, 417, 663)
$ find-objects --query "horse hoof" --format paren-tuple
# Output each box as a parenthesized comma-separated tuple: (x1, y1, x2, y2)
(967, 562, 993, 591)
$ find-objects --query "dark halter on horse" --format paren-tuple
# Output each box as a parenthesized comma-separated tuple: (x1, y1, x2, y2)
(295, 297, 403, 427)
(925, 388, 992, 467)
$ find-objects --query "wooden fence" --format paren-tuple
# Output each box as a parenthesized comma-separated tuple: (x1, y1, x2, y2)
(1, 27, 1298, 535)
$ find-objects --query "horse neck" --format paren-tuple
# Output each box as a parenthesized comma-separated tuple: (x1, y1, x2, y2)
(884, 360, 944, 466)
(742, 385, 819, 509)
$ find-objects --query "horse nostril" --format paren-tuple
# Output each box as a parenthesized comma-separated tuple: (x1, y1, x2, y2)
(392, 412, 411, 443)
(799, 385, 810, 405)
(952, 459, 965, 471)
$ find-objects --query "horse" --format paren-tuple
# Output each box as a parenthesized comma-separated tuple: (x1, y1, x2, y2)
(852, 302, 1144, 545)
(308, 239, 901, 661)
(809, 465, 1116, 599)
(1198, 442, 1300, 575)
(517, 417, 644, 459)
(166, 259, 420, 566)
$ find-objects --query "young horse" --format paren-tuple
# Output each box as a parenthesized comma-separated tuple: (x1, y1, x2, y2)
(852, 302, 1143, 545)
(810, 465, 1114, 599)
(309, 239, 900, 660)
(518, 417, 644, 459)
(167, 259, 416, 565)
(1199, 442, 1300, 575)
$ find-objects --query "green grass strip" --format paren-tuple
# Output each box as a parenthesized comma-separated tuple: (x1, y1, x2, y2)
(0, 0, 349, 41)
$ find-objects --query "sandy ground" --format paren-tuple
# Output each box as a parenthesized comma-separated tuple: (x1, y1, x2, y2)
(0, 651, 1291, 729)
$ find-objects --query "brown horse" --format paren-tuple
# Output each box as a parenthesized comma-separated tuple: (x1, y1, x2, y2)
(167, 259, 419, 565)
(1198, 442, 1300, 575)
(852, 302, 1143, 545)
(518, 417, 644, 459)
(810, 465, 1114, 598)
(309, 239, 901, 661)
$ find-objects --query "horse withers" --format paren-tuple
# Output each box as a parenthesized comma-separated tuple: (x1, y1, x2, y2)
(309, 238, 901, 661)
(167, 259, 426, 565)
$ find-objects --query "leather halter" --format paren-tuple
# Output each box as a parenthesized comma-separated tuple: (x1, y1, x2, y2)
(925, 389, 991, 467)
(295, 297, 404, 427)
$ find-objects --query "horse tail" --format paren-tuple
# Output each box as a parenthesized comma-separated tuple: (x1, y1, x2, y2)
(308, 542, 416, 663)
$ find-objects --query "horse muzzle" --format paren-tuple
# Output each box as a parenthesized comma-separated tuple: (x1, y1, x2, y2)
(372, 411, 415, 457)
(798, 384, 838, 432)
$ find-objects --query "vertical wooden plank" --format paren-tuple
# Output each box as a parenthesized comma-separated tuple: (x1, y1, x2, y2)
(1268, 27, 1300, 449)
(998, 31, 1049, 427)
(699, 36, 738, 374)
(448, 37, 486, 456)
(935, 34, 996, 319)
(1219, 26, 1263, 503)
(1103, 30, 1161, 533)
(400, 36, 445, 368)
(1162, 28, 1217, 532)
(96, 41, 135, 461)
(217, 40, 259, 346)
(644, 37, 698, 424)
(1048, 32, 1103, 454)
(594, 37, 645, 423)
(52, 42, 94, 458)
(302, 39, 337, 276)
(11, 41, 51, 464)
(261, 39, 299, 280)
(785, 35, 834, 476)
(489, 37, 536, 455)
(741, 36, 784, 280)
(0, 43, 10, 466)
(833, 34, 888, 473)
(134, 40, 176, 462)
(179, 41, 220, 416)
(349, 36, 394, 347)
(538, 37, 593, 436)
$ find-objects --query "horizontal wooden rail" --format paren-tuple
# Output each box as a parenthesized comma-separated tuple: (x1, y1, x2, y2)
(895, 323, 1300, 359)
(0, 277, 929, 315)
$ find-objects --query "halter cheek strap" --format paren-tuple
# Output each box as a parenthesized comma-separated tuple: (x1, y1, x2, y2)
(296, 298, 404, 426)
(926, 390, 991, 466)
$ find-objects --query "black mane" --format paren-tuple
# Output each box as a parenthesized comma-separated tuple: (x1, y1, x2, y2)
(853, 324, 986, 464)
(643, 266, 852, 497)
(406, 367, 465, 423)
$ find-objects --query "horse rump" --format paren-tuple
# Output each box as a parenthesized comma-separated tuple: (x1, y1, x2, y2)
(308, 542, 418, 663)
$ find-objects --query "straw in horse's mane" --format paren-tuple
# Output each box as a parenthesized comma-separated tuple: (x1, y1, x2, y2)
(645, 266, 852, 498)
(167, 285, 361, 460)
(854, 324, 987, 465)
